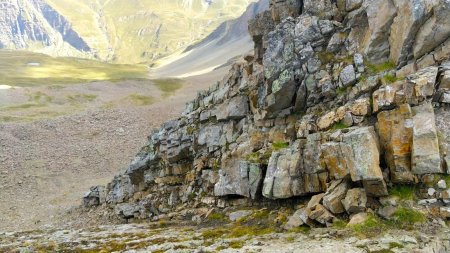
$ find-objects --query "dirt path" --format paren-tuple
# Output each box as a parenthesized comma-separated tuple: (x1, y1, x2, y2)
(0, 68, 227, 232)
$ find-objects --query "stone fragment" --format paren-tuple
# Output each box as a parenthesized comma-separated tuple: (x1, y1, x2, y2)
(115, 203, 140, 219)
(372, 81, 403, 112)
(437, 180, 447, 189)
(284, 209, 305, 230)
(309, 204, 335, 225)
(216, 96, 249, 121)
(342, 188, 367, 214)
(378, 205, 397, 219)
(317, 111, 336, 130)
(198, 125, 222, 148)
(229, 210, 253, 221)
(346, 0, 362, 12)
(83, 185, 106, 207)
(343, 127, 388, 196)
(347, 212, 368, 226)
(323, 180, 349, 214)
(405, 67, 438, 104)
(377, 104, 414, 183)
(340, 65, 357, 87)
(303, 0, 337, 19)
(440, 207, 450, 219)
(441, 70, 450, 90)
(106, 175, 134, 204)
(411, 103, 442, 174)
(353, 53, 364, 72)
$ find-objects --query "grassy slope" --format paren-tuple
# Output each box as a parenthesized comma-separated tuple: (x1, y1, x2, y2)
(0, 50, 148, 87)
(45, 0, 256, 64)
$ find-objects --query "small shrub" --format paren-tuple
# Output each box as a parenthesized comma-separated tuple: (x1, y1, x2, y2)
(387, 207, 426, 229)
(331, 121, 347, 130)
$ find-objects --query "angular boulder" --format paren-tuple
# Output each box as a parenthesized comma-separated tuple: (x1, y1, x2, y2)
(389, 0, 437, 66)
(411, 103, 442, 174)
(215, 161, 263, 199)
(377, 104, 414, 183)
(323, 179, 350, 214)
(343, 127, 388, 196)
(342, 188, 367, 214)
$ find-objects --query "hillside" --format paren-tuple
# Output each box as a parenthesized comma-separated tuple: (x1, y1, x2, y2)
(0, 0, 257, 64)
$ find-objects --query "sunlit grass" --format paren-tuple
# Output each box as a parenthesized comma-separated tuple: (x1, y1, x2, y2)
(0, 50, 148, 87)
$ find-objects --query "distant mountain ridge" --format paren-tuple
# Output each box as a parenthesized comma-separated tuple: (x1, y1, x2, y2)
(0, 0, 257, 64)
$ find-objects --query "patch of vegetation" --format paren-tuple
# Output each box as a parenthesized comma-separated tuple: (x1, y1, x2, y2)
(228, 225, 275, 238)
(208, 212, 228, 222)
(389, 242, 404, 249)
(332, 219, 348, 229)
(127, 94, 155, 106)
(245, 149, 273, 164)
(251, 209, 271, 220)
(288, 225, 311, 234)
(229, 240, 245, 249)
(202, 228, 228, 240)
(67, 93, 98, 104)
(370, 250, 395, 253)
(442, 175, 450, 187)
(366, 61, 396, 75)
(272, 142, 289, 151)
(350, 213, 383, 238)
(317, 52, 335, 64)
(152, 78, 183, 97)
(0, 50, 148, 87)
(389, 185, 415, 200)
(386, 207, 426, 229)
(28, 91, 53, 103)
(331, 121, 348, 130)
(381, 74, 403, 84)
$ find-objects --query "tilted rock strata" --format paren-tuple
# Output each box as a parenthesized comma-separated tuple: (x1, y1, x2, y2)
(83, 0, 450, 225)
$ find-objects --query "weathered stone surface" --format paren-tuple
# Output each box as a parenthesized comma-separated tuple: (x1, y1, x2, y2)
(309, 204, 335, 225)
(411, 103, 442, 174)
(106, 175, 134, 204)
(389, 0, 437, 66)
(323, 180, 349, 214)
(115, 203, 140, 219)
(215, 161, 263, 199)
(198, 125, 222, 147)
(413, 0, 450, 59)
(348, 0, 396, 63)
(270, 0, 302, 23)
(216, 96, 249, 121)
(372, 81, 403, 112)
(378, 205, 397, 219)
(303, 0, 337, 19)
(340, 65, 357, 87)
(263, 141, 306, 199)
(343, 127, 388, 196)
(320, 142, 352, 180)
(284, 209, 305, 230)
(347, 212, 369, 226)
(342, 188, 367, 214)
(377, 104, 414, 183)
(317, 111, 336, 130)
(346, 0, 362, 12)
(83, 186, 106, 207)
(405, 66, 438, 103)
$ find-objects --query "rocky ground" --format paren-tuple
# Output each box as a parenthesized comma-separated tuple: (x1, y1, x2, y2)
(0, 68, 228, 232)
(1, 207, 449, 253)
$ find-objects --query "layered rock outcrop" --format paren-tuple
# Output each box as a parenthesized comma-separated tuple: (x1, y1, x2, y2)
(84, 0, 450, 224)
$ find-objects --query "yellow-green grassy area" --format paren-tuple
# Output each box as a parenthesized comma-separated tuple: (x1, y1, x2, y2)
(0, 50, 148, 87)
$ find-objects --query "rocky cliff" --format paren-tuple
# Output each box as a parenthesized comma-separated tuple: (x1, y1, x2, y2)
(84, 0, 450, 227)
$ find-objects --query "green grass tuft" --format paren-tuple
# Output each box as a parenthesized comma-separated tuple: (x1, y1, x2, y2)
(366, 61, 396, 74)
(331, 121, 348, 130)
(272, 142, 289, 151)
(389, 185, 415, 200)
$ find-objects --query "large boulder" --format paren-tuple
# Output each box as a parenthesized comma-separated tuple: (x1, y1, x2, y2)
(322, 179, 349, 214)
(262, 141, 305, 199)
(342, 127, 388, 196)
(106, 175, 135, 204)
(389, 0, 437, 66)
(83, 185, 106, 207)
(342, 188, 367, 214)
(214, 161, 263, 199)
(320, 142, 352, 180)
(411, 103, 443, 174)
(377, 104, 414, 183)
(413, 0, 450, 59)
(270, 0, 302, 23)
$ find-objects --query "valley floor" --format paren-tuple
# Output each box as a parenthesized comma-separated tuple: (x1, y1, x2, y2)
(0, 68, 227, 232)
